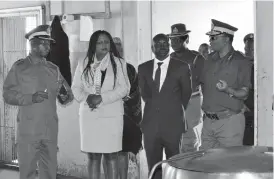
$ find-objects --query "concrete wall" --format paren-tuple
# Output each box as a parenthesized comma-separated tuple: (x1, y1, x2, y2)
(255, 1, 273, 147)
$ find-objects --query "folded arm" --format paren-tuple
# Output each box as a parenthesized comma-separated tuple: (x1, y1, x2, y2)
(3, 64, 33, 106)
(226, 60, 252, 100)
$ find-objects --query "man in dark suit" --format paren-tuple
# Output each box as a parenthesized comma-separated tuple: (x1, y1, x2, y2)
(138, 33, 192, 179)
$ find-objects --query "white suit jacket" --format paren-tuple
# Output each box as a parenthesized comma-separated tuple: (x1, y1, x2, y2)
(72, 56, 129, 119)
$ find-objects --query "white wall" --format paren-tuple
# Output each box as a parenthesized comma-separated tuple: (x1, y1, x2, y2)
(0, 1, 45, 10)
(151, 0, 254, 52)
(255, 1, 273, 147)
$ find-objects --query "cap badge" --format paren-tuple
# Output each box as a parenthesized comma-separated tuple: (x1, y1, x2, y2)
(211, 22, 215, 30)
(173, 27, 178, 33)
(46, 27, 51, 35)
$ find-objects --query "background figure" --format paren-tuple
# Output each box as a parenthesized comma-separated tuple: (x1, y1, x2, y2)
(113, 37, 124, 57)
(3, 25, 73, 179)
(103, 37, 143, 179)
(71, 30, 130, 179)
(168, 23, 205, 153)
(198, 43, 211, 60)
(138, 34, 192, 179)
(243, 33, 254, 146)
(47, 15, 72, 87)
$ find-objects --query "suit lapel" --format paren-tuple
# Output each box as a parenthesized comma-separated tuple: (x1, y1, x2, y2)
(159, 59, 176, 94)
(145, 60, 155, 88)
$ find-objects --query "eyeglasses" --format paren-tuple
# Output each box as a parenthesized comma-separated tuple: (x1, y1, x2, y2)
(209, 35, 226, 41)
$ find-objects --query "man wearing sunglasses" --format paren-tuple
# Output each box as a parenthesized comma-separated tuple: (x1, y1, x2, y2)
(167, 23, 205, 153)
(199, 19, 252, 150)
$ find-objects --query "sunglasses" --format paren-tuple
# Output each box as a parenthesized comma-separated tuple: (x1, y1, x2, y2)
(209, 35, 226, 41)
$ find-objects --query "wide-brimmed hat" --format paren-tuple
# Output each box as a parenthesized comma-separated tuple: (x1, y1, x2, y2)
(167, 23, 191, 38)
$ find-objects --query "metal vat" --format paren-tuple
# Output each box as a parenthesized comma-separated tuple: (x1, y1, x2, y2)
(161, 146, 273, 179)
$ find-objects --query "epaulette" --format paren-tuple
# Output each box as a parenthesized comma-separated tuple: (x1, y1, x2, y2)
(233, 50, 246, 60)
(14, 58, 26, 66)
(238, 51, 245, 56)
(190, 50, 200, 56)
(208, 51, 217, 58)
(46, 60, 59, 70)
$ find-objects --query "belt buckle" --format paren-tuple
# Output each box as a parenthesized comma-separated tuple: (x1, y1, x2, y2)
(205, 113, 219, 120)
(213, 114, 219, 120)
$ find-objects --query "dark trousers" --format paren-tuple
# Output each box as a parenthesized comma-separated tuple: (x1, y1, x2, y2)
(143, 128, 181, 179)
(243, 112, 254, 145)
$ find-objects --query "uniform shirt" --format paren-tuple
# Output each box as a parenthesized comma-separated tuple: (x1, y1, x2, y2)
(200, 48, 252, 113)
(152, 56, 170, 91)
(3, 55, 73, 143)
(170, 49, 205, 93)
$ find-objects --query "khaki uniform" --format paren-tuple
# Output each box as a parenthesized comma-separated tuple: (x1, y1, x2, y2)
(3, 55, 73, 179)
(171, 50, 205, 153)
(199, 49, 251, 150)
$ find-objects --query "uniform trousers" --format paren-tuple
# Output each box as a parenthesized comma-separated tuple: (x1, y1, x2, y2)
(17, 139, 57, 179)
(200, 112, 245, 150)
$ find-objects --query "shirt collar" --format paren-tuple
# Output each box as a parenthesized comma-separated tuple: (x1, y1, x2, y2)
(154, 55, 170, 67)
(224, 47, 235, 61)
(28, 54, 46, 64)
(213, 47, 235, 61)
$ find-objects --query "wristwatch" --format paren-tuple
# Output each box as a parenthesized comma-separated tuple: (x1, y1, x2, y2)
(227, 88, 234, 97)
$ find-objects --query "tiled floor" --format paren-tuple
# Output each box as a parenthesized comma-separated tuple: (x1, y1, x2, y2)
(0, 168, 85, 179)
(0, 167, 107, 179)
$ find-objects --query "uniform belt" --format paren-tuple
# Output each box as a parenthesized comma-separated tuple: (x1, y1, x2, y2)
(203, 110, 241, 120)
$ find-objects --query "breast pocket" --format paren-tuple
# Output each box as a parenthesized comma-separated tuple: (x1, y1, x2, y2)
(220, 68, 238, 87)
(20, 76, 40, 94)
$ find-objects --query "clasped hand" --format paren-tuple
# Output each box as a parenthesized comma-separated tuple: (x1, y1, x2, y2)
(86, 94, 102, 110)
(58, 85, 69, 104)
(216, 80, 228, 92)
(32, 91, 48, 103)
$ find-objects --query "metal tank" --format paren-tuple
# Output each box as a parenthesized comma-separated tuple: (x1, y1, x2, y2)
(150, 146, 273, 179)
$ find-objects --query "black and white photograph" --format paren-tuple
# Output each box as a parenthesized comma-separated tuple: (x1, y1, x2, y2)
(0, 1, 272, 179)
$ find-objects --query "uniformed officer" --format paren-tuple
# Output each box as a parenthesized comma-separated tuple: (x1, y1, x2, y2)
(243, 33, 254, 146)
(244, 33, 254, 60)
(2, 25, 74, 179)
(167, 23, 205, 153)
(199, 19, 252, 150)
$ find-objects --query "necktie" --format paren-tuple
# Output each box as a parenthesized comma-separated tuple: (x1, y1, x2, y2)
(155, 62, 163, 92)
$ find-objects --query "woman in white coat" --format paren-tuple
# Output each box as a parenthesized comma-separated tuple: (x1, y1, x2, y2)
(71, 30, 130, 179)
